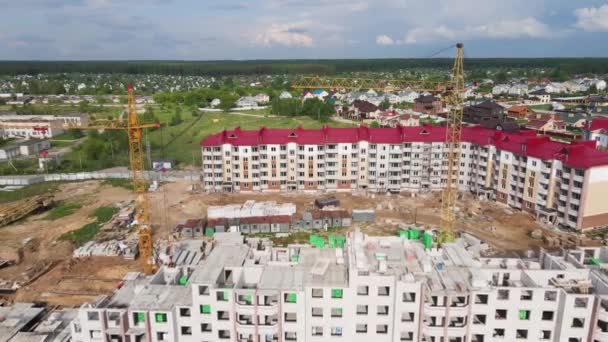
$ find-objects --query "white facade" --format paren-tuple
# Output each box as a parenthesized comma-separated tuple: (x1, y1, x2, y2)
(70, 234, 608, 342)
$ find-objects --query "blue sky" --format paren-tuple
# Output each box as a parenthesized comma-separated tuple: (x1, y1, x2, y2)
(1, 0, 608, 60)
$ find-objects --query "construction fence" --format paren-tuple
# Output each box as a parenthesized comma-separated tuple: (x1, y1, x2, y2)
(0, 170, 201, 186)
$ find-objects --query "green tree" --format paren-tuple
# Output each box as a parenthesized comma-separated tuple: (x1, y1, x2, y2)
(370, 121, 380, 128)
(379, 98, 391, 110)
(169, 110, 183, 126)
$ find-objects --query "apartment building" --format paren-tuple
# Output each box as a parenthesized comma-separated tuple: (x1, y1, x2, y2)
(70, 231, 608, 342)
(201, 126, 608, 231)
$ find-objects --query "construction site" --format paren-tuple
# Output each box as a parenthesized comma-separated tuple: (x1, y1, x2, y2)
(0, 176, 603, 308)
(1, 44, 608, 342)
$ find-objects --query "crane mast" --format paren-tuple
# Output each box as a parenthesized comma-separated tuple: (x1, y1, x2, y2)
(127, 85, 156, 275)
(439, 43, 465, 243)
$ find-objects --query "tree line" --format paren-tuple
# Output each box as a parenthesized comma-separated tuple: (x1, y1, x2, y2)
(1, 58, 608, 76)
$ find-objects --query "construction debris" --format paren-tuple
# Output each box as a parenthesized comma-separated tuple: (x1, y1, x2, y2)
(72, 239, 138, 259)
(0, 194, 53, 228)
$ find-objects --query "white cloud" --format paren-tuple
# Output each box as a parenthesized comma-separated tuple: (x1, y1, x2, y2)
(376, 34, 395, 45)
(255, 23, 314, 47)
(575, 4, 608, 32)
(404, 17, 550, 44)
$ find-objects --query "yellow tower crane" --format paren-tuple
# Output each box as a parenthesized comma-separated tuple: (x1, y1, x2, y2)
(292, 43, 465, 243)
(0, 85, 159, 274)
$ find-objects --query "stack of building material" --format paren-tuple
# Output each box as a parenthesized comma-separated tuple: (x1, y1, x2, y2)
(352, 209, 376, 222)
(72, 239, 136, 259)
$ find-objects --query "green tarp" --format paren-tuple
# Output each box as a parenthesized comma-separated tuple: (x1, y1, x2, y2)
(287, 293, 297, 303)
(205, 228, 214, 236)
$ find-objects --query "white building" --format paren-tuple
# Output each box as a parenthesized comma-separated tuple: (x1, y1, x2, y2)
(492, 85, 510, 96)
(70, 232, 608, 342)
(0, 139, 50, 160)
(508, 84, 529, 97)
(279, 92, 293, 100)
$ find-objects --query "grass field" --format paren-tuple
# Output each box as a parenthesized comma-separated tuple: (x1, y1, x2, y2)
(0, 182, 61, 203)
(45, 202, 83, 220)
(59, 205, 118, 246)
(145, 111, 354, 167)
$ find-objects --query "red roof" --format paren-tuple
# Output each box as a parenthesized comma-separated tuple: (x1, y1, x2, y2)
(201, 126, 608, 168)
(525, 119, 550, 130)
(591, 118, 608, 132)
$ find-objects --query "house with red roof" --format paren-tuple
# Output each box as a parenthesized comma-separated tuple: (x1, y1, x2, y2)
(588, 117, 608, 149)
(507, 105, 531, 119)
(348, 100, 380, 121)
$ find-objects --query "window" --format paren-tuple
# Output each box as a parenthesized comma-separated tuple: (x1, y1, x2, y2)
(312, 327, 323, 336)
(376, 324, 388, 334)
(133, 312, 145, 324)
(156, 332, 166, 341)
(519, 310, 530, 320)
(356, 324, 367, 333)
(87, 312, 100, 321)
(544, 291, 557, 301)
(217, 311, 229, 321)
(199, 285, 209, 295)
(218, 330, 230, 339)
(377, 306, 389, 316)
(312, 288, 323, 298)
(571, 318, 585, 328)
(516, 330, 528, 339)
(155, 313, 167, 323)
(200, 305, 211, 314)
(401, 332, 414, 341)
(285, 332, 297, 341)
(284, 293, 297, 303)
(312, 307, 323, 317)
(540, 330, 551, 340)
(521, 290, 533, 300)
(356, 305, 368, 315)
(493, 329, 505, 338)
(495, 309, 507, 320)
(403, 292, 416, 302)
(401, 312, 415, 322)
(574, 297, 588, 308)
(497, 289, 509, 300)
(378, 286, 390, 296)
(331, 308, 343, 318)
(180, 326, 192, 336)
(474, 314, 486, 324)
(357, 286, 369, 296)
(542, 311, 554, 321)
(284, 312, 297, 323)
(179, 308, 191, 317)
(201, 323, 212, 332)
(330, 327, 343, 336)
(475, 294, 488, 304)
(331, 289, 343, 298)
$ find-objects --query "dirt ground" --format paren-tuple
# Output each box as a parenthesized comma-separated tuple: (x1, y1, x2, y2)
(0, 181, 132, 306)
(0, 179, 597, 307)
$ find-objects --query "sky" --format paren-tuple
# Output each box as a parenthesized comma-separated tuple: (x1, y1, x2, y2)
(1, 0, 608, 60)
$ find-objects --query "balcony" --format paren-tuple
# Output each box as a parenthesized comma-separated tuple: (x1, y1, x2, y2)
(561, 183, 570, 191)
(573, 175, 584, 182)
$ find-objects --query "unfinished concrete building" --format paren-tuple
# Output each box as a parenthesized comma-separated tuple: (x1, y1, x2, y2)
(206, 201, 296, 234)
(70, 232, 608, 342)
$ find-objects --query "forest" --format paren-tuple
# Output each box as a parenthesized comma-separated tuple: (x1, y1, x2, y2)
(1, 58, 608, 76)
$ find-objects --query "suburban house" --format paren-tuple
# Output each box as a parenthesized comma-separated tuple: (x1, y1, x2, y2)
(348, 100, 380, 120)
(463, 100, 518, 131)
(525, 118, 566, 133)
(507, 105, 532, 119)
(508, 84, 529, 96)
(413, 95, 443, 115)
(209, 98, 221, 107)
(492, 84, 510, 95)
(529, 89, 551, 103)
(312, 89, 328, 100)
(588, 118, 608, 149)
(301, 91, 315, 101)
(278, 91, 293, 99)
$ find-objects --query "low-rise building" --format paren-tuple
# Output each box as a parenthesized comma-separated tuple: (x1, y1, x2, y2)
(0, 139, 50, 160)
